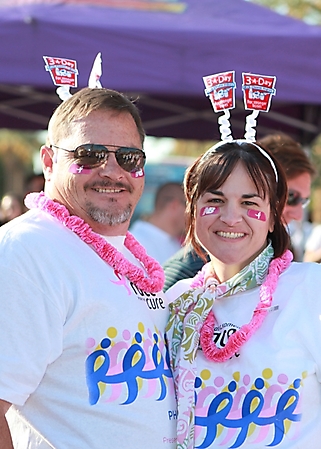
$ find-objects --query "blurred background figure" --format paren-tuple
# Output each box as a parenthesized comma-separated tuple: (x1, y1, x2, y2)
(130, 182, 186, 264)
(0, 174, 45, 226)
(163, 133, 315, 291)
(258, 133, 314, 224)
(258, 133, 316, 261)
(24, 173, 45, 196)
(0, 192, 24, 225)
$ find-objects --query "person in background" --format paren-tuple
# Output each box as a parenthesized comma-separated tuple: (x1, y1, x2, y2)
(259, 133, 315, 261)
(0, 87, 176, 449)
(24, 173, 45, 195)
(163, 133, 315, 290)
(166, 139, 321, 448)
(258, 133, 314, 226)
(0, 192, 24, 225)
(130, 182, 186, 264)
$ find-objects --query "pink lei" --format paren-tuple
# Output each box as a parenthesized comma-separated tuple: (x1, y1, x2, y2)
(199, 250, 293, 362)
(25, 192, 164, 293)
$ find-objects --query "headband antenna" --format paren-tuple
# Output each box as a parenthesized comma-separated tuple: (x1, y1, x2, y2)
(203, 70, 236, 142)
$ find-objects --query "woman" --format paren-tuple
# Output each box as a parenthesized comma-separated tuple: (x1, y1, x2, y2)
(166, 139, 321, 449)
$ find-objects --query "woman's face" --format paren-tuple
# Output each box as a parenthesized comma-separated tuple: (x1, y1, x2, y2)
(195, 162, 274, 282)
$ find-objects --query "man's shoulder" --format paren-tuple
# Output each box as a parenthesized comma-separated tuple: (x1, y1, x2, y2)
(0, 209, 67, 250)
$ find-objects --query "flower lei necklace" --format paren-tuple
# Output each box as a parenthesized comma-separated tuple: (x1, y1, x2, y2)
(24, 192, 164, 293)
(199, 249, 292, 362)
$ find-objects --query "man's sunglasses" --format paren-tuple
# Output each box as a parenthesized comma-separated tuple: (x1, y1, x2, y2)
(51, 144, 146, 173)
(287, 189, 310, 208)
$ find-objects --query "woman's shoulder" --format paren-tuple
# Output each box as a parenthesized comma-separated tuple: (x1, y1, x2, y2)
(288, 260, 321, 273)
(282, 260, 321, 285)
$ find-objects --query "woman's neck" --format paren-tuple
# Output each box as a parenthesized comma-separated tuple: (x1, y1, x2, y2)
(210, 242, 269, 283)
(209, 258, 240, 283)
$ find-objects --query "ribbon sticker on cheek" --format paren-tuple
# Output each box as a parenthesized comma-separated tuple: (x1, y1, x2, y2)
(247, 209, 266, 221)
(200, 206, 220, 217)
(69, 164, 93, 175)
(131, 168, 145, 179)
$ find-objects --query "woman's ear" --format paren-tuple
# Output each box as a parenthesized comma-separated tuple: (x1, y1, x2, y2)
(40, 145, 55, 181)
(269, 211, 275, 234)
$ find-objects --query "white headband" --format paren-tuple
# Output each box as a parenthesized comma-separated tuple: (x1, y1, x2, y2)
(202, 139, 278, 183)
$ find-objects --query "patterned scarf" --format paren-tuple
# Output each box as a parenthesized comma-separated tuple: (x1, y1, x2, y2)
(165, 243, 274, 449)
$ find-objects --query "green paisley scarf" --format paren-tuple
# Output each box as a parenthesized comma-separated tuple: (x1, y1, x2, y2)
(165, 243, 274, 449)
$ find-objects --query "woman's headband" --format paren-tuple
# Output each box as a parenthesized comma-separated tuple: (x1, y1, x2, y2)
(208, 139, 278, 182)
(202, 71, 278, 182)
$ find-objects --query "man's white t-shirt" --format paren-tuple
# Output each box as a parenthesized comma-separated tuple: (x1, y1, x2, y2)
(0, 210, 177, 449)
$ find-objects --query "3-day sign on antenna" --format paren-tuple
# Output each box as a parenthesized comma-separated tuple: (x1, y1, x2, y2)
(242, 73, 276, 112)
(203, 71, 236, 112)
(43, 56, 78, 87)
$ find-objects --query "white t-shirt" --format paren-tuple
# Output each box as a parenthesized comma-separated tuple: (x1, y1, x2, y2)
(304, 223, 321, 252)
(0, 210, 177, 449)
(130, 220, 182, 264)
(166, 262, 321, 448)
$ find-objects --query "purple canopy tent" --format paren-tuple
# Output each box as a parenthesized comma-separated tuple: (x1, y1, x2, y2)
(1, 0, 321, 143)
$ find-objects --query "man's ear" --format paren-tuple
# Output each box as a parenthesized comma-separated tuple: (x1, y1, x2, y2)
(41, 145, 56, 181)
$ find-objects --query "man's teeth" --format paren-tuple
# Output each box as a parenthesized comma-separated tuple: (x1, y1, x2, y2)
(95, 188, 122, 193)
(217, 231, 244, 239)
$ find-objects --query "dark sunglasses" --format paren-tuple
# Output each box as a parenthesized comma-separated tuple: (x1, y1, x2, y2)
(51, 144, 146, 173)
(287, 189, 310, 208)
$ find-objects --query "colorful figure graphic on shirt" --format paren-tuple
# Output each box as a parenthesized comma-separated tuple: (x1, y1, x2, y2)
(193, 369, 302, 448)
(86, 324, 173, 406)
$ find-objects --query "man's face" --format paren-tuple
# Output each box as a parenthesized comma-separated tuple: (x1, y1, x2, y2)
(282, 172, 311, 224)
(42, 109, 144, 236)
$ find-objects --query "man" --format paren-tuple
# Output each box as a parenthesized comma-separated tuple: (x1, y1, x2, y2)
(0, 87, 177, 448)
(130, 182, 186, 264)
(258, 133, 314, 226)
(163, 133, 315, 291)
(258, 133, 315, 261)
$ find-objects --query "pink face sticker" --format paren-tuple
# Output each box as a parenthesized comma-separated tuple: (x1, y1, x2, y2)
(131, 168, 145, 178)
(200, 206, 220, 217)
(69, 164, 92, 175)
(247, 209, 266, 221)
